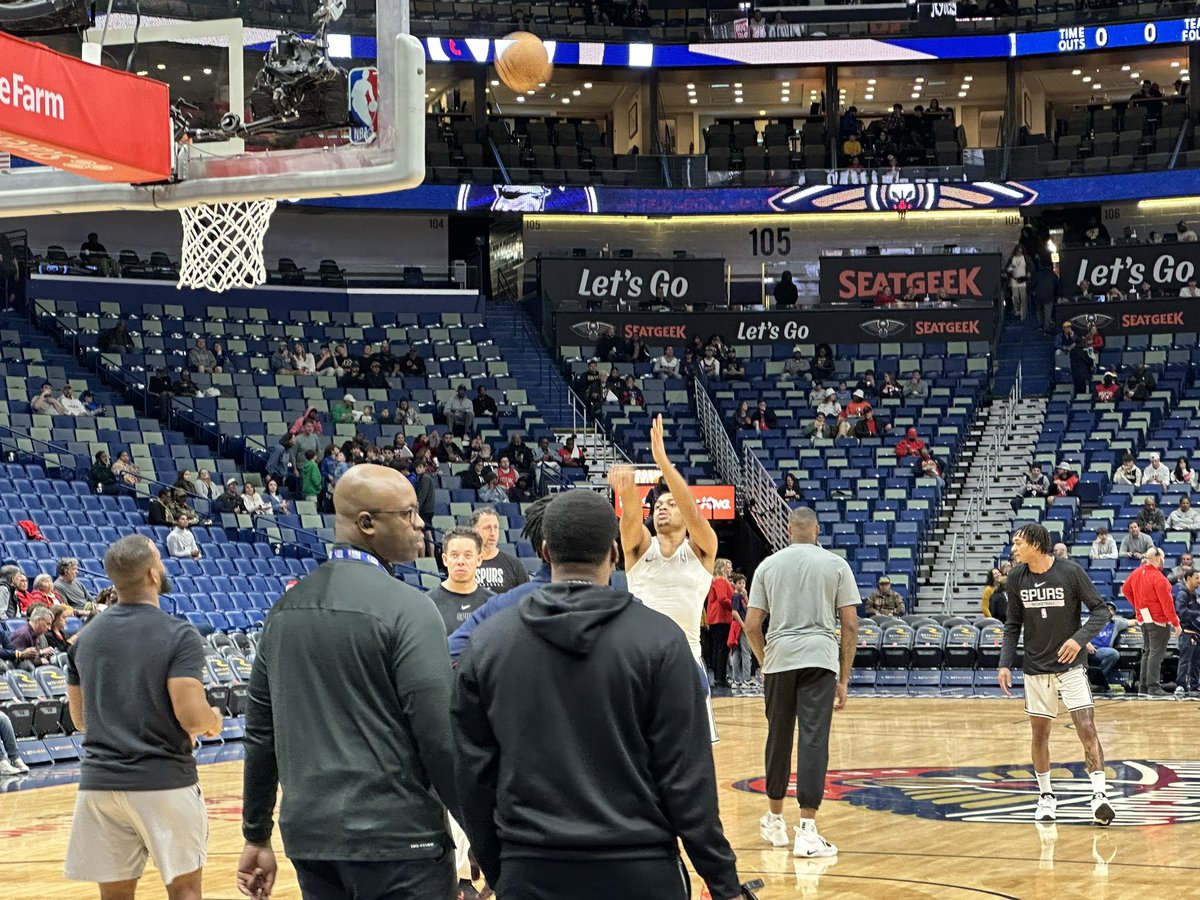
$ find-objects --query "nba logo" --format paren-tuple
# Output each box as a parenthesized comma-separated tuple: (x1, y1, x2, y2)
(348, 67, 379, 145)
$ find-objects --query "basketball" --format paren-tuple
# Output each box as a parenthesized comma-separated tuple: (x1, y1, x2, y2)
(495, 31, 553, 94)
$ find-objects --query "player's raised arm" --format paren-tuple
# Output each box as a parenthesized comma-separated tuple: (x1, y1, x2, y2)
(609, 463, 651, 566)
(650, 414, 718, 566)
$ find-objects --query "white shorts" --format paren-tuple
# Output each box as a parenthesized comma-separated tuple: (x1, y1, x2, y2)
(1024, 667, 1094, 719)
(65, 784, 208, 886)
(448, 813, 472, 880)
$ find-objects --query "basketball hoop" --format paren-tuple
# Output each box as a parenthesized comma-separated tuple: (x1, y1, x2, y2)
(177, 199, 278, 293)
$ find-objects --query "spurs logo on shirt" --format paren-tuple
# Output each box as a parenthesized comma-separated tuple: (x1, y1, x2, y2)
(1019, 585, 1067, 606)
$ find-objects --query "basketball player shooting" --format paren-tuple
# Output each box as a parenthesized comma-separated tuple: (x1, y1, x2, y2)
(610, 414, 719, 739)
(999, 523, 1115, 826)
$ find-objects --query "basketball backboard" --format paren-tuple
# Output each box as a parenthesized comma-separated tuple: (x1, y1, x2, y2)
(0, 0, 425, 216)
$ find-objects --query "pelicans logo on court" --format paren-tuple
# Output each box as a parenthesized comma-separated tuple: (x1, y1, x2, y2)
(734, 760, 1200, 826)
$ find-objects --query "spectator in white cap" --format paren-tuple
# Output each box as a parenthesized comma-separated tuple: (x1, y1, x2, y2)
(837, 389, 872, 437)
(1050, 461, 1078, 503)
(816, 389, 841, 418)
(332, 394, 356, 424)
(1143, 452, 1171, 487)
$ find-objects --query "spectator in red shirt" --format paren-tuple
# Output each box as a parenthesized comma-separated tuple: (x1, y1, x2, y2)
(895, 427, 925, 458)
(874, 285, 897, 306)
(1121, 547, 1182, 695)
(18, 573, 58, 614)
(1095, 373, 1120, 402)
(495, 457, 518, 491)
(1051, 461, 1079, 503)
(705, 559, 735, 689)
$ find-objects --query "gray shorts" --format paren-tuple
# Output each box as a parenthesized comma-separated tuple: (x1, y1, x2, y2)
(65, 784, 208, 886)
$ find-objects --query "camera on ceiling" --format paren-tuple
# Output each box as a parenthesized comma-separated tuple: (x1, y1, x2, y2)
(239, 0, 351, 137)
(0, 0, 90, 35)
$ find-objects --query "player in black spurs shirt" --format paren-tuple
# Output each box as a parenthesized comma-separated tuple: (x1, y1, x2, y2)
(999, 524, 1114, 827)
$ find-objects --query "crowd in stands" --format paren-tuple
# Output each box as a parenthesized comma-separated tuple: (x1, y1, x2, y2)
(1, 558, 112, 671)
(837, 102, 953, 173)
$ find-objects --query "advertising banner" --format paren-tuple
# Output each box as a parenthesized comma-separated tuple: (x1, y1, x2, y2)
(613, 484, 737, 521)
(0, 32, 172, 183)
(1059, 242, 1200, 295)
(1056, 297, 1200, 335)
(539, 256, 727, 309)
(818, 253, 1002, 304)
(556, 305, 995, 347)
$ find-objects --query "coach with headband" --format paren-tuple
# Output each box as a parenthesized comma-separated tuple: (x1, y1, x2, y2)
(452, 489, 751, 900)
(238, 464, 460, 900)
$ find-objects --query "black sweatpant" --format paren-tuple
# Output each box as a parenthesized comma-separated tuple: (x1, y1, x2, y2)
(498, 856, 690, 900)
(763, 667, 836, 809)
(292, 854, 456, 900)
(708, 623, 731, 686)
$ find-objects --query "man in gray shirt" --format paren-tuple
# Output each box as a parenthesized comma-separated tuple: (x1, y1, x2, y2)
(1120, 522, 1154, 560)
(188, 337, 217, 373)
(290, 419, 321, 472)
(902, 370, 930, 401)
(745, 507, 859, 860)
(53, 557, 93, 611)
(65, 535, 222, 898)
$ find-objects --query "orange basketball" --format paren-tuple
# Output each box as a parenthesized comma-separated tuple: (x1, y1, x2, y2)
(495, 31, 553, 94)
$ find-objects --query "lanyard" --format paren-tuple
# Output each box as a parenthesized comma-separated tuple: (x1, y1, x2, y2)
(329, 547, 392, 574)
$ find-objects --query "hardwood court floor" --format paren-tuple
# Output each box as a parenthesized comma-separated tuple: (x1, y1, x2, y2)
(3, 696, 1198, 898)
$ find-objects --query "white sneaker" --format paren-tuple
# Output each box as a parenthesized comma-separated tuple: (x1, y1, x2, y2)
(759, 813, 790, 848)
(10, 757, 28, 774)
(1091, 793, 1115, 826)
(0, 759, 20, 776)
(793, 825, 838, 858)
(1035, 793, 1057, 822)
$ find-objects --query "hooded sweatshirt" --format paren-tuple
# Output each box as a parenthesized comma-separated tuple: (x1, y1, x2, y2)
(451, 582, 740, 897)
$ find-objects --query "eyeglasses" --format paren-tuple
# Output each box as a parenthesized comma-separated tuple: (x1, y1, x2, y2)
(364, 508, 421, 523)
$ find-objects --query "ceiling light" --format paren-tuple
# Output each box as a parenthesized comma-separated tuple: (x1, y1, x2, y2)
(561, 98, 570, 104)
(182, 75, 191, 81)
(202, 67, 213, 76)
(782, 81, 790, 87)
(584, 82, 593, 88)
(1131, 72, 1140, 79)
(687, 82, 695, 89)
(537, 82, 547, 88)
(734, 89, 743, 95)
(490, 79, 499, 86)
(1121, 65, 1131, 71)
(1094, 84, 1102, 89)
(758, 109, 766, 115)
(867, 78, 877, 85)
(572, 89, 581, 96)
(1071, 68, 1081, 76)
(527, 89, 535, 95)
(711, 83, 729, 88)
(964, 75, 973, 81)
(136, 69, 148, 76)
(1183, 69, 1190, 75)
(735, 97, 743, 103)
(912, 93, 920, 99)
(516, 96, 525, 102)
(916, 77, 925, 83)
(689, 98, 697, 104)
(958, 91, 967, 98)
(1082, 75, 1092, 83)
(156, 63, 166, 70)
(734, 82, 742, 88)
(1172, 61, 1181, 67)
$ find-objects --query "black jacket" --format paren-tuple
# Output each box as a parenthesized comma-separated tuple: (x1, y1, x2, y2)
(243, 545, 458, 859)
(452, 583, 740, 897)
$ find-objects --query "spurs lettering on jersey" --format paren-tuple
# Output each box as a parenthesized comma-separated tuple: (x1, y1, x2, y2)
(1020, 582, 1066, 617)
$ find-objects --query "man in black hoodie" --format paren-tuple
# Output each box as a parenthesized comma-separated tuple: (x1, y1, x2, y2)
(451, 489, 744, 900)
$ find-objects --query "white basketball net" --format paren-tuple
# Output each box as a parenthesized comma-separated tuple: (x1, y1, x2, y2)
(177, 199, 278, 293)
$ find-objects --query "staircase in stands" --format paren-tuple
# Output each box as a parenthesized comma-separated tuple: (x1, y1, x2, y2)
(915, 393, 1047, 614)
(485, 301, 624, 486)
(994, 315, 1054, 397)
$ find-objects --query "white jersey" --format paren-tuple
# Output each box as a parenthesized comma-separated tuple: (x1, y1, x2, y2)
(626, 536, 712, 661)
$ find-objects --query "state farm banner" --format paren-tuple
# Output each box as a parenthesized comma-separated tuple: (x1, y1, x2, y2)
(539, 256, 726, 309)
(556, 305, 995, 348)
(1060, 242, 1200, 294)
(818, 253, 1002, 304)
(614, 484, 736, 521)
(0, 32, 172, 183)
(1057, 298, 1200, 336)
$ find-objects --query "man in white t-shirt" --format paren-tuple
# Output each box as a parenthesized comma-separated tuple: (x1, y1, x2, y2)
(610, 415, 719, 739)
(745, 507, 859, 860)
(59, 384, 89, 417)
(1143, 452, 1171, 487)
